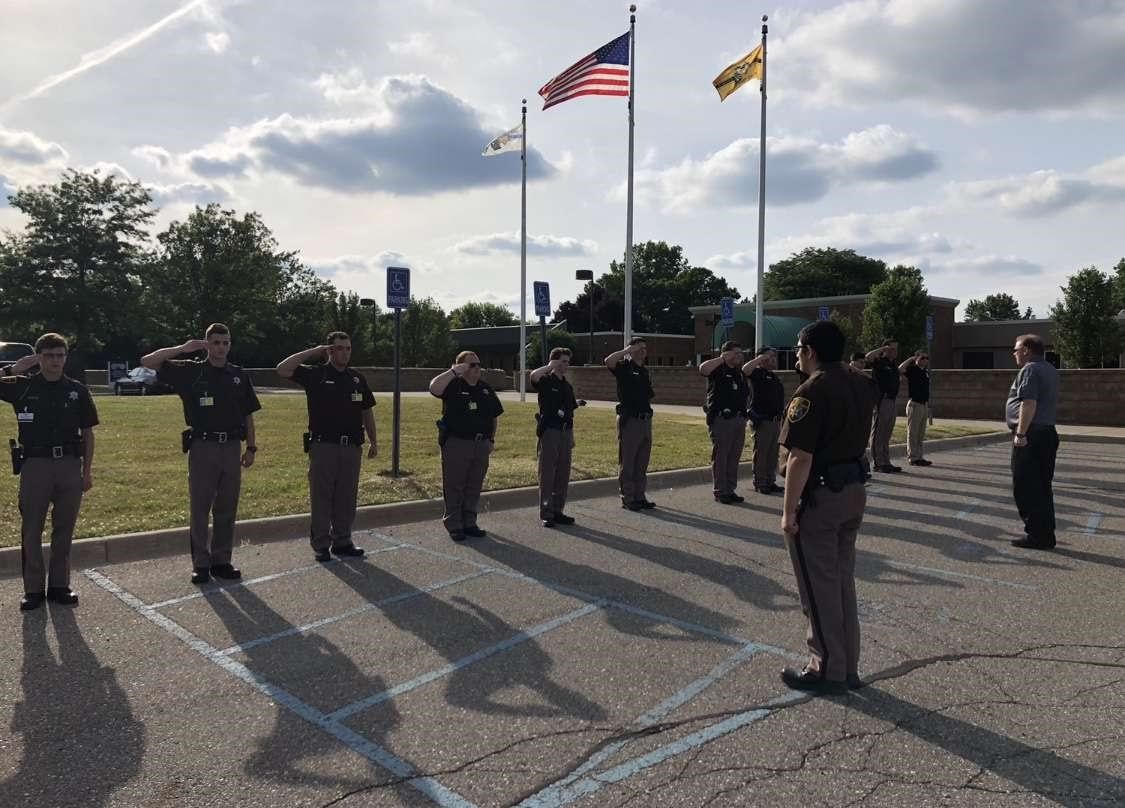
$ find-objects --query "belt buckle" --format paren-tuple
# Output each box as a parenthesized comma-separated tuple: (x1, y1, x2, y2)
(51, 446, 64, 459)
(216, 431, 228, 444)
(340, 435, 350, 446)
(475, 433, 485, 441)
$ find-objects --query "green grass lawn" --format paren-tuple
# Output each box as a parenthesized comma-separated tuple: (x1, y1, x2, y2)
(0, 393, 995, 547)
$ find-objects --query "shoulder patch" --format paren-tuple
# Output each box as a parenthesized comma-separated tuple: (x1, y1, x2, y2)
(786, 396, 811, 423)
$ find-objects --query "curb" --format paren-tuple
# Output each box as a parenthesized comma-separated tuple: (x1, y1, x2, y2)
(0, 430, 1011, 578)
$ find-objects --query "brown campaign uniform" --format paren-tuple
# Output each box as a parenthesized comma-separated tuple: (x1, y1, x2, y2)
(748, 366, 785, 490)
(704, 364, 749, 497)
(435, 377, 504, 535)
(159, 359, 261, 569)
(1, 372, 98, 594)
(610, 360, 655, 505)
(292, 363, 376, 551)
(533, 372, 578, 520)
(780, 363, 877, 684)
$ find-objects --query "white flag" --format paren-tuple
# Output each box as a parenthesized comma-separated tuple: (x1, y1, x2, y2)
(482, 124, 522, 156)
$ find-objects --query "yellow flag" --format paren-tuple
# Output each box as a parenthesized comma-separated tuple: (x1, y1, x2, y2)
(712, 44, 763, 101)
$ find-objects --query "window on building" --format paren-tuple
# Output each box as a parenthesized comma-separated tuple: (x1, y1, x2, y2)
(962, 351, 994, 369)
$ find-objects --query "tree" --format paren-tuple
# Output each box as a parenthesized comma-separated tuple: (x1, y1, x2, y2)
(554, 241, 738, 334)
(449, 301, 517, 329)
(963, 292, 1024, 321)
(1023, 306, 1034, 319)
(526, 328, 577, 367)
(1049, 266, 1121, 368)
(143, 204, 338, 366)
(763, 247, 887, 301)
(1113, 257, 1125, 313)
(399, 297, 457, 367)
(829, 310, 863, 358)
(860, 265, 930, 354)
(1, 168, 156, 367)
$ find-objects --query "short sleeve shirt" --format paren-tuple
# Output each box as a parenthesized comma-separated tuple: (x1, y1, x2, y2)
(1006, 359, 1058, 427)
(705, 364, 750, 416)
(292, 363, 376, 441)
(871, 357, 901, 400)
(0, 374, 98, 446)
(748, 368, 785, 418)
(780, 364, 876, 464)
(610, 360, 654, 415)
(905, 364, 930, 403)
(438, 377, 504, 436)
(532, 373, 578, 428)
(158, 359, 261, 431)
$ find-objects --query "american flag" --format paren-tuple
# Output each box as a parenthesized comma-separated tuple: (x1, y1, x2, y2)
(538, 32, 630, 111)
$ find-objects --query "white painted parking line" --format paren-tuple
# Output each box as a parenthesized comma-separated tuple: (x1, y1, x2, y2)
(327, 600, 606, 723)
(519, 690, 807, 808)
(146, 544, 408, 609)
(85, 569, 480, 808)
(218, 569, 494, 656)
(883, 560, 1036, 590)
(1083, 512, 1104, 535)
(954, 498, 982, 520)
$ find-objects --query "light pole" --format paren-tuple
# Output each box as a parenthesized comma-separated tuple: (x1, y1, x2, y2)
(576, 269, 595, 364)
(360, 297, 400, 478)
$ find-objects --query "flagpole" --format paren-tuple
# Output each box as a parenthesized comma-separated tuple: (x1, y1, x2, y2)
(520, 98, 528, 402)
(754, 15, 767, 354)
(623, 4, 637, 346)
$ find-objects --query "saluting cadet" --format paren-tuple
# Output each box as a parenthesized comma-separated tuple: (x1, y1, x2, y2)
(529, 347, 580, 528)
(698, 341, 749, 504)
(866, 339, 902, 473)
(901, 350, 932, 467)
(605, 337, 656, 511)
(428, 352, 504, 542)
(1, 334, 98, 611)
(277, 331, 377, 562)
(745, 347, 786, 494)
(142, 323, 261, 585)
(778, 321, 877, 695)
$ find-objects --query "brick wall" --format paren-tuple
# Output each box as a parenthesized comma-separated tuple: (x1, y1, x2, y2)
(86, 367, 511, 392)
(568, 366, 1125, 426)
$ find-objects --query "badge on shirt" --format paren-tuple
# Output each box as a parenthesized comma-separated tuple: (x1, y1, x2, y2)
(787, 397, 811, 423)
(351, 392, 363, 402)
(557, 409, 565, 418)
(200, 396, 215, 407)
(17, 411, 34, 422)
(232, 377, 241, 385)
(468, 401, 478, 411)
(731, 382, 738, 391)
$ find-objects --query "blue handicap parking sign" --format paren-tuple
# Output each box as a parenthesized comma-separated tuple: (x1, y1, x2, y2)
(387, 267, 410, 309)
(818, 305, 830, 321)
(720, 297, 735, 328)
(534, 281, 551, 318)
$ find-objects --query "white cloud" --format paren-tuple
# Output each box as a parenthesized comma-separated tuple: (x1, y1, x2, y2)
(931, 254, 1044, 277)
(453, 232, 597, 258)
(0, 126, 68, 166)
(776, 0, 1125, 117)
(632, 125, 937, 212)
(950, 158, 1125, 217)
(175, 74, 556, 195)
(205, 31, 231, 54)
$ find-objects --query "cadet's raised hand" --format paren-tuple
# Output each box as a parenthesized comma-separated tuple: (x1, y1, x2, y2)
(9, 353, 40, 375)
(452, 362, 471, 377)
(182, 338, 209, 353)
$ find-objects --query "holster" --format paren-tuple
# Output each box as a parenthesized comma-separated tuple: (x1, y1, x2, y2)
(805, 460, 865, 499)
(181, 428, 193, 454)
(302, 432, 311, 454)
(436, 419, 448, 447)
(9, 439, 23, 475)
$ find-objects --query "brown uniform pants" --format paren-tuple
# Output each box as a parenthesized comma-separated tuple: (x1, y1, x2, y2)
(709, 415, 746, 496)
(441, 436, 491, 533)
(869, 397, 896, 468)
(309, 442, 363, 550)
(19, 456, 84, 594)
(906, 400, 928, 461)
(538, 427, 574, 519)
(617, 415, 652, 503)
(785, 482, 866, 683)
(188, 441, 242, 568)
(752, 417, 781, 489)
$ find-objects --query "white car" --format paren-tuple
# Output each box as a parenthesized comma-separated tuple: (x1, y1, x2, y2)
(114, 366, 173, 396)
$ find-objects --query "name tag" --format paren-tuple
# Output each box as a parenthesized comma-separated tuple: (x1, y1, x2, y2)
(731, 382, 738, 390)
(468, 401, 478, 411)
(557, 409, 565, 418)
(17, 412, 34, 422)
(199, 396, 215, 407)
(351, 392, 363, 402)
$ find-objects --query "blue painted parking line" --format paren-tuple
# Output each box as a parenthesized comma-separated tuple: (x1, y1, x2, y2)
(146, 543, 408, 609)
(85, 568, 480, 808)
(218, 569, 494, 656)
(327, 600, 606, 722)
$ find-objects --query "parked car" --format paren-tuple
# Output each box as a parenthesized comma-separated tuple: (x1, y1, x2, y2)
(0, 341, 33, 369)
(114, 366, 173, 396)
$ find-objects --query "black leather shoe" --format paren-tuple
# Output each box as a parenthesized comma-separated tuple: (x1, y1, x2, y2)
(623, 500, 644, 511)
(331, 544, 365, 558)
(1011, 537, 1055, 550)
(541, 519, 556, 528)
(553, 513, 575, 525)
(909, 459, 933, 467)
(314, 549, 333, 563)
(46, 587, 78, 606)
(847, 673, 866, 690)
(717, 493, 739, 504)
(463, 526, 487, 538)
(191, 567, 211, 585)
(876, 465, 903, 473)
(450, 531, 466, 542)
(729, 493, 746, 503)
(780, 666, 847, 695)
(210, 564, 242, 580)
(640, 499, 657, 509)
(20, 592, 45, 611)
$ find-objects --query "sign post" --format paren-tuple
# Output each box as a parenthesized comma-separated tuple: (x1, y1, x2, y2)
(533, 281, 551, 366)
(719, 297, 735, 346)
(387, 267, 411, 478)
(925, 314, 934, 425)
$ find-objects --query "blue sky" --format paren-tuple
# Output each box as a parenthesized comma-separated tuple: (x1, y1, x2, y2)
(2, 0, 1124, 320)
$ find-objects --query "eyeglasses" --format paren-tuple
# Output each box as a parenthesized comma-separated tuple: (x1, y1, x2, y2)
(795, 344, 808, 353)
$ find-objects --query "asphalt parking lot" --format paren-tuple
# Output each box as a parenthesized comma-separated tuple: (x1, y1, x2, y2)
(1, 440, 1123, 808)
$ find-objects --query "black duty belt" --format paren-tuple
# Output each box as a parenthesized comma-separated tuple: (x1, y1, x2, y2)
(621, 411, 652, 420)
(448, 431, 493, 441)
(193, 429, 244, 444)
(23, 443, 83, 459)
(311, 433, 363, 445)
